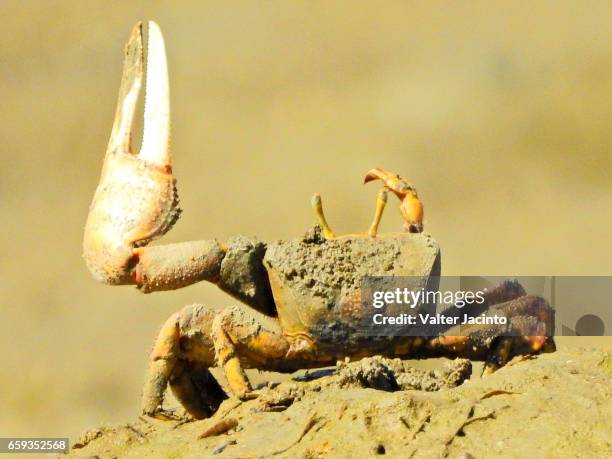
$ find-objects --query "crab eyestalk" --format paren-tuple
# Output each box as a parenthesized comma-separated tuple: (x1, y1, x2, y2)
(83, 21, 179, 284)
(364, 168, 424, 233)
(311, 193, 336, 240)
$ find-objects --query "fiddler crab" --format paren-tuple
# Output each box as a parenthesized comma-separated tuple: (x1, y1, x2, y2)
(83, 22, 555, 420)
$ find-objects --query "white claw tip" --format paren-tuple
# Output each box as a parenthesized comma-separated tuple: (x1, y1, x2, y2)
(139, 20, 171, 167)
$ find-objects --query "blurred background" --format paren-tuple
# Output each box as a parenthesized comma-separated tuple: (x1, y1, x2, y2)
(1, 0, 610, 439)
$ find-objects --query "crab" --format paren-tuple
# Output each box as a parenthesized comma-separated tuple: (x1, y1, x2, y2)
(83, 22, 555, 420)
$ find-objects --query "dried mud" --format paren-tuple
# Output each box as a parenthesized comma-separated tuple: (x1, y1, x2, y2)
(334, 356, 473, 392)
(67, 347, 612, 458)
(218, 236, 275, 315)
(264, 226, 437, 308)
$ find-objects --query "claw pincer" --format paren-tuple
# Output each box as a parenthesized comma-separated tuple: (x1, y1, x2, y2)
(83, 154, 180, 284)
(82, 23, 272, 306)
(83, 21, 179, 285)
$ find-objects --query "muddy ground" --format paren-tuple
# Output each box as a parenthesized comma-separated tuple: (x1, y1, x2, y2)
(67, 346, 611, 458)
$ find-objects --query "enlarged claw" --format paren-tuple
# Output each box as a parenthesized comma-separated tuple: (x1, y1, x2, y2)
(83, 21, 180, 284)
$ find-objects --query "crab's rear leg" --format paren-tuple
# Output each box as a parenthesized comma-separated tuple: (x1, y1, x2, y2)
(481, 295, 555, 373)
(428, 293, 555, 374)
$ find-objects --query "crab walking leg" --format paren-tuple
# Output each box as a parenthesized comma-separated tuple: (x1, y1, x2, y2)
(426, 279, 529, 356)
(367, 187, 388, 237)
(311, 193, 335, 239)
(142, 310, 182, 418)
(142, 304, 226, 419)
(437, 279, 527, 322)
(481, 296, 556, 374)
(427, 295, 555, 374)
(169, 360, 227, 419)
(482, 337, 514, 375)
(212, 306, 290, 399)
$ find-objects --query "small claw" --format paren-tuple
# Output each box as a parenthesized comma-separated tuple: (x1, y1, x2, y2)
(364, 168, 424, 233)
(364, 168, 413, 197)
(363, 168, 384, 184)
(83, 21, 179, 284)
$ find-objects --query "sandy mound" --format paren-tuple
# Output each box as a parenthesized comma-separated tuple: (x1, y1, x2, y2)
(67, 347, 611, 458)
